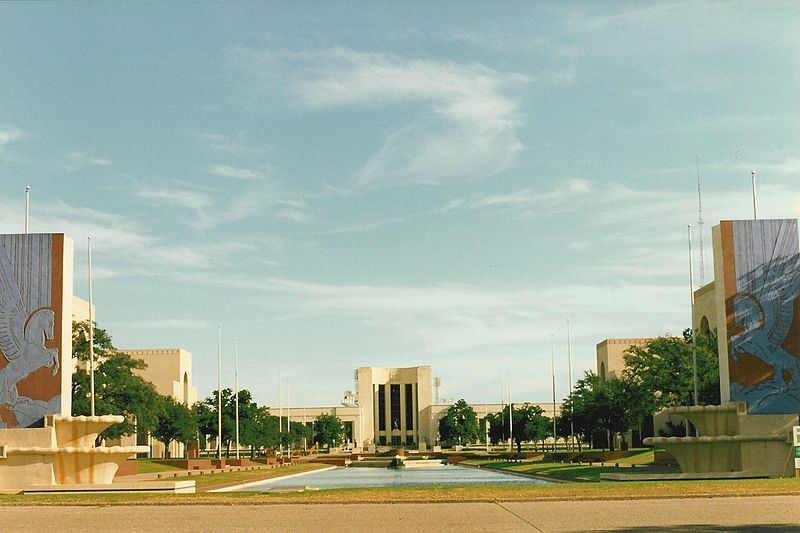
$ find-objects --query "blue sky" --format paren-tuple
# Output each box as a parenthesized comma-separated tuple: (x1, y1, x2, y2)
(1, 2, 798, 407)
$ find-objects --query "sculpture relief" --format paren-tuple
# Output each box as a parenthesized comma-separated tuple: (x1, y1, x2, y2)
(0, 235, 61, 427)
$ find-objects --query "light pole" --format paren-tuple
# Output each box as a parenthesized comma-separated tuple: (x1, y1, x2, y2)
(88, 236, 95, 417)
(688, 226, 699, 406)
(216, 324, 222, 460)
(567, 319, 574, 451)
(24, 186, 30, 234)
(234, 338, 240, 460)
(551, 333, 557, 452)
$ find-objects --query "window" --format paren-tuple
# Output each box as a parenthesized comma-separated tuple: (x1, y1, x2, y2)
(378, 385, 386, 431)
(390, 384, 401, 431)
(405, 383, 414, 429)
(406, 435, 415, 446)
(391, 435, 401, 446)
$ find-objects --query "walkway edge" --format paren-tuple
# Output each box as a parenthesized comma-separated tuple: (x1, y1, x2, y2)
(208, 466, 338, 492)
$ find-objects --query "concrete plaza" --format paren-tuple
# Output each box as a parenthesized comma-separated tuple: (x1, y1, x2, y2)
(5, 495, 800, 531)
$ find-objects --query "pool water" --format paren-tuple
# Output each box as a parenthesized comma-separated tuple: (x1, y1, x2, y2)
(242, 465, 549, 491)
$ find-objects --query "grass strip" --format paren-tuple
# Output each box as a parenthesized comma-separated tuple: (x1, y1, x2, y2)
(1, 477, 799, 506)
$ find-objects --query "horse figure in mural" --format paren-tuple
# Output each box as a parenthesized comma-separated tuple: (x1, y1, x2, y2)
(729, 224, 800, 412)
(0, 243, 60, 427)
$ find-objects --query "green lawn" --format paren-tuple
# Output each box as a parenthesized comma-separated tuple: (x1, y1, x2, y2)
(2, 477, 799, 505)
(462, 458, 678, 482)
(134, 459, 186, 475)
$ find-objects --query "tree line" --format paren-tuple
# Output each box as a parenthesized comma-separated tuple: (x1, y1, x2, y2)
(71, 321, 346, 457)
(438, 329, 719, 452)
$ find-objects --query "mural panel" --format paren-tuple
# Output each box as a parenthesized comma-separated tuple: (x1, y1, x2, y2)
(721, 219, 800, 414)
(0, 234, 67, 427)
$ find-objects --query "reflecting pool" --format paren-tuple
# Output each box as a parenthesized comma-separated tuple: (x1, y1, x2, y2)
(241, 465, 549, 491)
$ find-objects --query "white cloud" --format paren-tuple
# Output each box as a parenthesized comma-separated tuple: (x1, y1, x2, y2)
(113, 318, 210, 330)
(139, 189, 210, 211)
(209, 164, 268, 181)
(0, 125, 22, 154)
(67, 151, 112, 168)
(236, 47, 527, 185)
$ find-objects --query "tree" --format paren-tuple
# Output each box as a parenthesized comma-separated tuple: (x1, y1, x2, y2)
(285, 420, 312, 449)
(485, 404, 552, 452)
(438, 399, 480, 447)
(72, 320, 116, 363)
(313, 413, 344, 447)
(242, 406, 280, 457)
(196, 388, 259, 457)
(622, 330, 720, 410)
(152, 397, 198, 458)
(564, 371, 644, 451)
(71, 321, 164, 442)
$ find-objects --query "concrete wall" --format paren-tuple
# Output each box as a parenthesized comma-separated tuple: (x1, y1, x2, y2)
(596, 338, 651, 380)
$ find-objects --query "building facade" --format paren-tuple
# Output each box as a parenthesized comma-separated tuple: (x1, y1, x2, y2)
(596, 338, 651, 381)
(117, 348, 198, 458)
(270, 365, 561, 449)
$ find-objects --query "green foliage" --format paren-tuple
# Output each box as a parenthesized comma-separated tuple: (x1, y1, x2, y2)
(71, 320, 115, 362)
(485, 403, 552, 451)
(196, 388, 261, 456)
(622, 330, 720, 409)
(152, 397, 198, 457)
(438, 399, 480, 447)
(562, 372, 642, 451)
(71, 321, 164, 441)
(313, 413, 344, 447)
(72, 352, 164, 440)
(242, 406, 280, 455)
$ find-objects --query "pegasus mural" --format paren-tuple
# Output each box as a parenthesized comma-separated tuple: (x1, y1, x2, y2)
(0, 235, 61, 427)
(727, 219, 800, 414)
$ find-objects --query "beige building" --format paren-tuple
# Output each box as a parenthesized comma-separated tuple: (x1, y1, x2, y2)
(270, 365, 561, 449)
(596, 338, 652, 380)
(117, 348, 198, 458)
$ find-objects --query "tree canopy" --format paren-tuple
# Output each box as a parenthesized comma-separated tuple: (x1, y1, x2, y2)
(623, 330, 720, 409)
(313, 413, 344, 447)
(486, 403, 552, 452)
(152, 397, 198, 457)
(71, 321, 164, 441)
(438, 399, 480, 446)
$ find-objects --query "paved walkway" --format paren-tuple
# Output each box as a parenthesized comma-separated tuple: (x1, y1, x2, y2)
(6, 495, 800, 531)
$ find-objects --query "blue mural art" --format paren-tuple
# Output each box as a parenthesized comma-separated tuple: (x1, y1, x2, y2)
(727, 219, 800, 414)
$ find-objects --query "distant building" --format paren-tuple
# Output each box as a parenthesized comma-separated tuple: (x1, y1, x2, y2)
(117, 348, 198, 458)
(269, 365, 561, 449)
(595, 338, 652, 380)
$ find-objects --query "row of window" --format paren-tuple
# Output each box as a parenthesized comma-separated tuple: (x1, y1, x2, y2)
(377, 383, 415, 431)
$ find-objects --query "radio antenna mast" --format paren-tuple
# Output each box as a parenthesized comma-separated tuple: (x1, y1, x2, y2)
(696, 155, 706, 286)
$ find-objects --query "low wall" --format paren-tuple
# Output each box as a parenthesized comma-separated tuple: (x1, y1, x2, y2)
(115, 460, 139, 477)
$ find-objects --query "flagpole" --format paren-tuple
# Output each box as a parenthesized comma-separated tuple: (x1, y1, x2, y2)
(688, 225, 699, 407)
(751, 170, 758, 220)
(88, 236, 95, 417)
(508, 367, 513, 452)
(567, 319, 574, 451)
(287, 377, 291, 457)
(25, 186, 30, 234)
(235, 338, 240, 460)
(278, 372, 282, 457)
(217, 324, 222, 460)
(551, 333, 557, 452)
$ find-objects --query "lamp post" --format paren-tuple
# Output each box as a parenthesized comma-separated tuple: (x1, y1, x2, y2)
(24, 186, 30, 234)
(216, 324, 222, 460)
(567, 319, 574, 451)
(88, 236, 95, 417)
(234, 338, 239, 460)
(551, 333, 557, 452)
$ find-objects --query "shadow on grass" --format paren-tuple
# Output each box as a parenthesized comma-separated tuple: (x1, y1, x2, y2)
(610, 527, 799, 532)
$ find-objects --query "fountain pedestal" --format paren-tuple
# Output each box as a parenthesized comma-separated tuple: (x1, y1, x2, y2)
(643, 403, 797, 478)
(0, 415, 151, 491)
